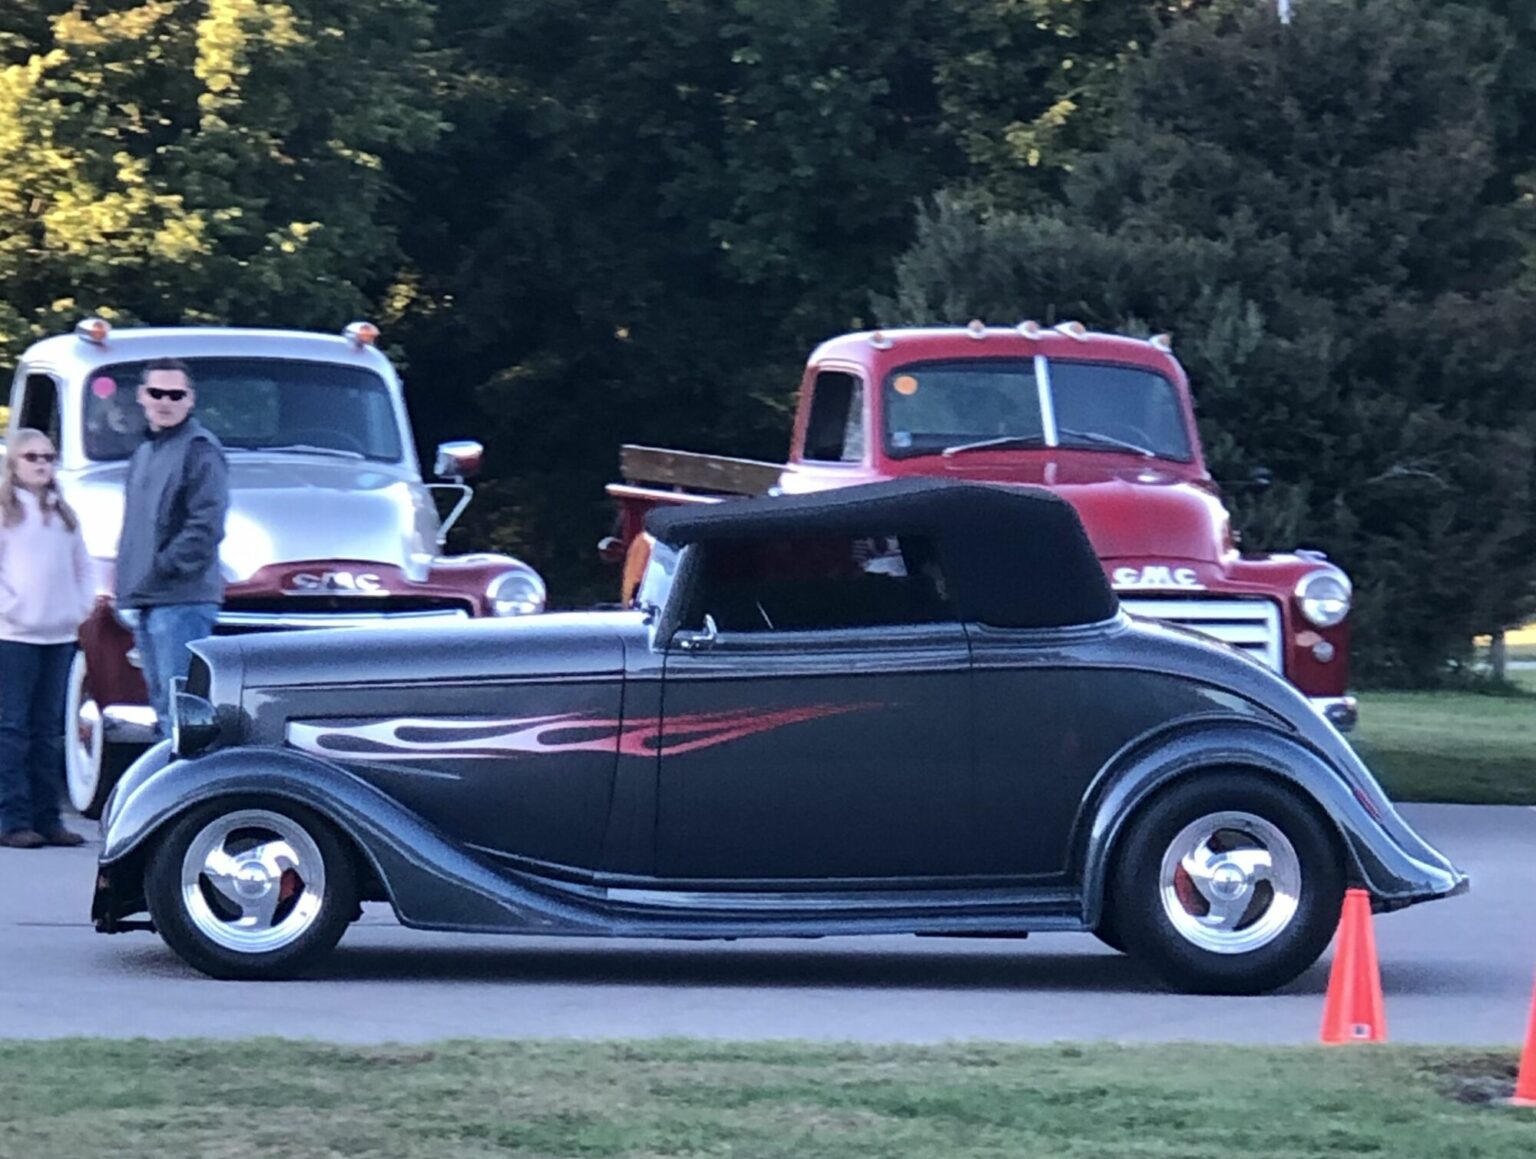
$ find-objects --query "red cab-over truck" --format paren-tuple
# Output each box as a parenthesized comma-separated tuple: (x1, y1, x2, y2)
(606, 322, 1356, 730)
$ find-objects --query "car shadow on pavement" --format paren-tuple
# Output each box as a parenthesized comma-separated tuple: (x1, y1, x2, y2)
(305, 943, 1257, 995)
(108, 940, 1503, 1000)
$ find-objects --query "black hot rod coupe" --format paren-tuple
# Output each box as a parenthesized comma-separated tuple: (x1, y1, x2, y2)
(93, 479, 1466, 993)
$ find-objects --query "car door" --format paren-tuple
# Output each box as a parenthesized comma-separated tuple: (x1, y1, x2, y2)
(653, 533, 974, 882)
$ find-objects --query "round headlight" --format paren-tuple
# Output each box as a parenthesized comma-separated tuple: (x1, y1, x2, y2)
(487, 568, 546, 617)
(1295, 569, 1351, 628)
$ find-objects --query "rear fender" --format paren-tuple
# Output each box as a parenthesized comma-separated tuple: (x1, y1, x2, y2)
(100, 746, 601, 933)
(1075, 720, 1463, 926)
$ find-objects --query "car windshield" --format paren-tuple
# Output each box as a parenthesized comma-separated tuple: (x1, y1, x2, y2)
(81, 357, 404, 462)
(1049, 361, 1192, 461)
(884, 358, 1192, 462)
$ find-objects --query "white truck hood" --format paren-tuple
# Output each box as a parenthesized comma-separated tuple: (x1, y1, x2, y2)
(65, 454, 440, 583)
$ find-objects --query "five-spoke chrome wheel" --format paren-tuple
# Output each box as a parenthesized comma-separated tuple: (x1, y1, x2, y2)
(1158, 811, 1301, 954)
(146, 798, 357, 979)
(182, 810, 328, 953)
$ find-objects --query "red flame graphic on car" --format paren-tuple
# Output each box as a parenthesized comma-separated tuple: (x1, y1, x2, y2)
(287, 703, 878, 763)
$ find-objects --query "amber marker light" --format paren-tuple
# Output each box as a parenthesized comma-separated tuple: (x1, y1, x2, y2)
(76, 317, 112, 344)
(343, 321, 380, 346)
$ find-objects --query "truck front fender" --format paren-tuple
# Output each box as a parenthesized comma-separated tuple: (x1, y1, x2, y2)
(1075, 719, 1465, 926)
(99, 746, 601, 933)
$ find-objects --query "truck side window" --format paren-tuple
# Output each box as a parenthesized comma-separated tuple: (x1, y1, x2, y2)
(17, 373, 62, 444)
(695, 535, 951, 633)
(803, 371, 864, 463)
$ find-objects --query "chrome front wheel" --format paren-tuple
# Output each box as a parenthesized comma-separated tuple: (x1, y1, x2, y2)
(181, 810, 329, 954)
(146, 799, 357, 979)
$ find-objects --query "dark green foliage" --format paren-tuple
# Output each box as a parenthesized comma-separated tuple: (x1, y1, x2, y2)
(882, 0, 1536, 683)
(389, 0, 1162, 601)
(0, 0, 443, 350)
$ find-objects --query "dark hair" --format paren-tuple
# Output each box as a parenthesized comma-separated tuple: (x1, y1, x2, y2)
(141, 357, 194, 386)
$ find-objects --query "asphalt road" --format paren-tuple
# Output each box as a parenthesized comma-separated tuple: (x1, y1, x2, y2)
(2, 804, 1533, 1044)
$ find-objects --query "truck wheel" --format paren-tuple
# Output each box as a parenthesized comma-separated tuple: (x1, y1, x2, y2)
(144, 799, 358, 981)
(1107, 773, 1345, 995)
(65, 650, 143, 819)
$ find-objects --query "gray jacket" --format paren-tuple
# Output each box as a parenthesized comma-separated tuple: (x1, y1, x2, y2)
(115, 417, 229, 609)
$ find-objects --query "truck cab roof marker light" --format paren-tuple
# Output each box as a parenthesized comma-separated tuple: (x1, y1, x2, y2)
(1150, 333, 1174, 352)
(1055, 321, 1089, 340)
(76, 317, 111, 345)
(1017, 320, 1044, 339)
(343, 321, 380, 347)
(965, 319, 987, 339)
(867, 331, 893, 350)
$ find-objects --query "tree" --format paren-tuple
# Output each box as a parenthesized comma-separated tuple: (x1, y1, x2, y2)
(0, 0, 443, 358)
(392, 0, 1188, 600)
(881, 0, 1536, 683)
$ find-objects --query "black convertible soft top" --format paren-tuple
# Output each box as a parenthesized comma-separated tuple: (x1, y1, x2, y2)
(645, 478, 1117, 629)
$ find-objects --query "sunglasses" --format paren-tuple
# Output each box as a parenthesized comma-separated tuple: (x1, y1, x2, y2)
(145, 387, 189, 402)
(19, 451, 57, 464)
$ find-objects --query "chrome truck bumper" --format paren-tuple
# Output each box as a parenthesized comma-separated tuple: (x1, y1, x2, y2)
(101, 704, 159, 745)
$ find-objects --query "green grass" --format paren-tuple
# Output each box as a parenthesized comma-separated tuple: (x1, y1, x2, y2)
(0, 1040, 1532, 1158)
(1353, 670, 1536, 805)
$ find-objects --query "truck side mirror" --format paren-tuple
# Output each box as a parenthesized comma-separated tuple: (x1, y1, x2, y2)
(434, 440, 483, 481)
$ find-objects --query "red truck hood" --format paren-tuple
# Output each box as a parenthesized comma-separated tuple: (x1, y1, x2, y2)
(933, 459, 1228, 562)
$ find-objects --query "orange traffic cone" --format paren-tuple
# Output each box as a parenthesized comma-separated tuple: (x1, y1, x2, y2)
(1513, 977, 1536, 1106)
(1320, 888, 1386, 1044)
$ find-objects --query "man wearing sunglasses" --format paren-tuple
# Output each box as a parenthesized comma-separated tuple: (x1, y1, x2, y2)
(113, 358, 229, 740)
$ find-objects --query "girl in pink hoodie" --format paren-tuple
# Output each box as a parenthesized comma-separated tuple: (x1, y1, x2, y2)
(0, 428, 97, 848)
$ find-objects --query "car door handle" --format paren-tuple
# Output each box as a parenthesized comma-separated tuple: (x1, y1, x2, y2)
(673, 613, 720, 652)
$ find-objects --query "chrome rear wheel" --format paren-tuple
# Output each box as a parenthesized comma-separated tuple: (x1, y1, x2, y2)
(1108, 774, 1344, 995)
(1159, 811, 1301, 955)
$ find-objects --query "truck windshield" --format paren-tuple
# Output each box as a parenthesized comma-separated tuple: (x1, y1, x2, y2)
(884, 358, 1192, 462)
(82, 358, 404, 463)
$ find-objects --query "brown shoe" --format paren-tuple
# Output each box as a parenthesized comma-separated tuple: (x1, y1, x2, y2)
(0, 829, 47, 849)
(42, 829, 86, 848)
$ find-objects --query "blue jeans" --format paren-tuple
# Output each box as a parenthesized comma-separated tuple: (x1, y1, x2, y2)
(133, 604, 220, 738)
(0, 640, 75, 834)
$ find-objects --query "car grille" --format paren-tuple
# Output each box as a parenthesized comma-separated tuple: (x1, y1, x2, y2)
(215, 595, 473, 634)
(1119, 596, 1283, 672)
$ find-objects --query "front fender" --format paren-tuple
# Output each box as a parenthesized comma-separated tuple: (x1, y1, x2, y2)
(1075, 719, 1466, 926)
(99, 747, 603, 933)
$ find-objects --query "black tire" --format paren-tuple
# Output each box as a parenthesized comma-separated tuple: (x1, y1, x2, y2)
(1107, 773, 1345, 995)
(1093, 921, 1127, 955)
(144, 797, 358, 980)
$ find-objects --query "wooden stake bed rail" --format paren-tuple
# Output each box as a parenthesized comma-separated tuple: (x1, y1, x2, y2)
(619, 444, 784, 497)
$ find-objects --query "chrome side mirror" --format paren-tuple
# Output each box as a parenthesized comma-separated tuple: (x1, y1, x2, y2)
(433, 439, 483, 481)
